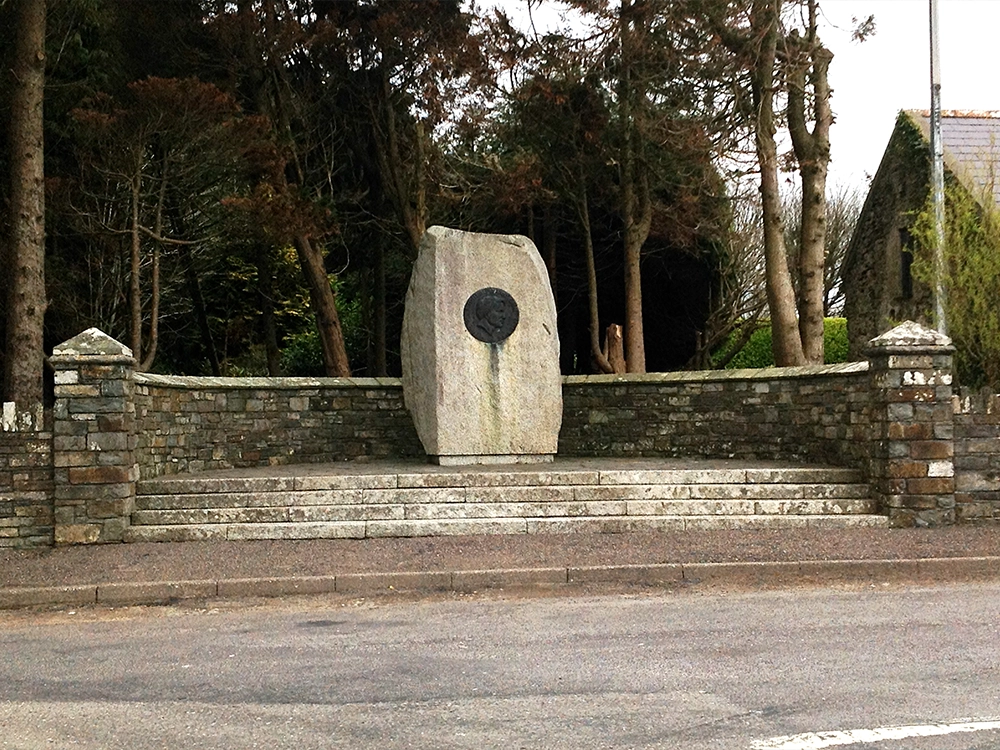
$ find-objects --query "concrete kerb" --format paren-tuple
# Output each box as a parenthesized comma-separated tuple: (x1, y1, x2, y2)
(568, 563, 684, 584)
(2, 557, 1000, 609)
(0, 585, 98, 609)
(97, 580, 218, 605)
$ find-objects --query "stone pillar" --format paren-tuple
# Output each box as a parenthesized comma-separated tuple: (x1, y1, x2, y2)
(49, 329, 137, 544)
(867, 321, 955, 526)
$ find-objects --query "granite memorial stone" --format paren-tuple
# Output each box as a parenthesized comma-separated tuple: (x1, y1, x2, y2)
(401, 226, 562, 464)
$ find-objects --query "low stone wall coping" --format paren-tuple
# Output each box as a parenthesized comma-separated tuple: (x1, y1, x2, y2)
(135, 363, 871, 392)
(49, 354, 135, 367)
(135, 374, 402, 389)
(563, 361, 869, 386)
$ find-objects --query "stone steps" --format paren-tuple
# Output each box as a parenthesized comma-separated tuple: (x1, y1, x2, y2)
(126, 463, 887, 542)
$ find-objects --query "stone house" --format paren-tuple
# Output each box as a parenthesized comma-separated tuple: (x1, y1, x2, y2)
(843, 109, 1000, 358)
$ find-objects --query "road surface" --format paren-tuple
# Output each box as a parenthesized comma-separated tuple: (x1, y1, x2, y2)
(0, 582, 997, 749)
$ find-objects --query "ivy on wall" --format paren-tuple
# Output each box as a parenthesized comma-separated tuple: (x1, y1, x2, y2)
(911, 181, 1000, 388)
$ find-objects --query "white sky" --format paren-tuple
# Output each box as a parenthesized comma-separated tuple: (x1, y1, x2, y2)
(490, 0, 1000, 191)
(821, 0, 1000, 189)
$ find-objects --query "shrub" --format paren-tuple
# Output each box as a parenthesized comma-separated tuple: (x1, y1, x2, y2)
(724, 325, 774, 369)
(281, 329, 326, 376)
(823, 317, 849, 363)
(722, 318, 849, 369)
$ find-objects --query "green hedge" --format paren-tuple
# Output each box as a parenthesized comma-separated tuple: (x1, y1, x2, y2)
(281, 329, 327, 377)
(722, 318, 849, 369)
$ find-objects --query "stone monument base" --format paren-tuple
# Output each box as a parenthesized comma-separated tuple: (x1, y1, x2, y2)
(432, 453, 555, 466)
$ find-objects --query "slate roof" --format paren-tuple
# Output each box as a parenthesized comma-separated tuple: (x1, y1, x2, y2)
(907, 110, 1000, 205)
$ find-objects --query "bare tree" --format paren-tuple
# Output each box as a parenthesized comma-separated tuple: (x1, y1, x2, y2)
(750, 0, 805, 366)
(708, 0, 838, 366)
(70, 78, 265, 373)
(785, 0, 832, 363)
(691, 188, 769, 369)
(783, 184, 862, 318)
(821, 186, 861, 316)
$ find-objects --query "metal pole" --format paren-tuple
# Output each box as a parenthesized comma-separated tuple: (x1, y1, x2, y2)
(929, 0, 947, 334)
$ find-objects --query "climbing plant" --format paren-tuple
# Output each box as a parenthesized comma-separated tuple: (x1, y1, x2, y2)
(911, 182, 1000, 388)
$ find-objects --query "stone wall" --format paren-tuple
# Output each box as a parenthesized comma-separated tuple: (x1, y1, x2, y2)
(134, 374, 423, 479)
(954, 389, 1000, 523)
(559, 363, 874, 468)
(136, 365, 878, 478)
(4, 321, 993, 547)
(0, 413, 54, 548)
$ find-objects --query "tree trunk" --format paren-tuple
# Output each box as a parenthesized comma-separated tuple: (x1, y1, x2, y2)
(139, 158, 169, 372)
(3, 0, 47, 410)
(412, 118, 428, 249)
(542, 204, 557, 305)
(294, 234, 351, 377)
(256, 245, 281, 376)
(752, 0, 805, 367)
(262, 82, 352, 378)
(129, 168, 143, 360)
(373, 241, 387, 377)
(618, 0, 650, 373)
(575, 178, 614, 374)
(168, 194, 221, 376)
(236, 0, 351, 378)
(375, 70, 426, 258)
(183, 245, 222, 376)
(786, 1, 832, 364)
(140, 239, 160, 372)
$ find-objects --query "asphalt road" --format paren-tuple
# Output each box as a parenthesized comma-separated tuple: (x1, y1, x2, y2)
(0, 583, 998, 749)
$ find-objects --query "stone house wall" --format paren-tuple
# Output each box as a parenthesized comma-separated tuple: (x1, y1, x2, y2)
(842, 111, 934, 357)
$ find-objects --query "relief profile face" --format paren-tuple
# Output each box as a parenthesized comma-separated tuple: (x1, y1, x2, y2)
(463, 287, 519, 344)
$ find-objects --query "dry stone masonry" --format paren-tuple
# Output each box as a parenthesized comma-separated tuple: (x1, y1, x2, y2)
(953, 389, 1000, 522)
(559, 362, 873, 467)
(135, 374, 422, 478)
(4, 320, 1000, 547)
(0, 408, 52, 547)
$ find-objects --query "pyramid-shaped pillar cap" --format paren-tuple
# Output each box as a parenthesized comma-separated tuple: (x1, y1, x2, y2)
(867, 320, 954, 354)
(50, 328, 134, 362)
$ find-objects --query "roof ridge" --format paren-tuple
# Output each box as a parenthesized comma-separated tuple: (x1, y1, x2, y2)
(905, 108, 1000, 119)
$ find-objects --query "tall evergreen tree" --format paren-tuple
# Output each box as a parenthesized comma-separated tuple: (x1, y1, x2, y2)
(3, 0, 47, 413)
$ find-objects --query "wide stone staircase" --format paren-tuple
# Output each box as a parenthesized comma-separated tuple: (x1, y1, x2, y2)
(125, 459, 888, 542)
